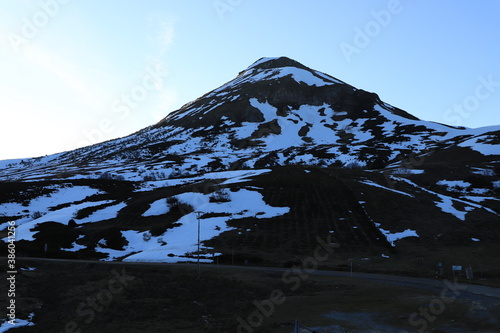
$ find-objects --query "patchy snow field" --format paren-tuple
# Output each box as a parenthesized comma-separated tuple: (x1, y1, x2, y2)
(103, 189, 290, 262)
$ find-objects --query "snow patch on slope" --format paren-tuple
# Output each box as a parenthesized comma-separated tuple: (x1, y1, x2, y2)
(77, 202, 127, 223)
(97, 189, 290, 262)
(458, 137, 499, 156)
(13, 200, 112, 241)
(379, 228, 419, 246)
(395, 177, 498, 220)
(143, 199, 170, 217)
(360, 180, 414, 197)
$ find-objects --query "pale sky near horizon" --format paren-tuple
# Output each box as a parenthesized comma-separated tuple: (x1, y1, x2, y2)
(1, 0, 499, 160)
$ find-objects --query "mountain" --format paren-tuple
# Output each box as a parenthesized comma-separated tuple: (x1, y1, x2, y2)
(1, 57, 499, 272)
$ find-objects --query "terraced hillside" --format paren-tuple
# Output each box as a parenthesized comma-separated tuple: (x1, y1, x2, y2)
(205, 167, 391, 258)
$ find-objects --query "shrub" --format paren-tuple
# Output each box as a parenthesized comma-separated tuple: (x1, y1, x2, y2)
(209, 189, 231, 203)
(167, 196, 194, 215)
(143, 232, 152, 242)
(143, 171, 167, 181)
(344, 161, 363, 170)
(31, 211, 44, 219)
(99, 171, 125, 181)
(169, 169, 187, 179)
(99, 171, 113, 180)
(167, 196, 180, 208)
(143, 173, 157, 181)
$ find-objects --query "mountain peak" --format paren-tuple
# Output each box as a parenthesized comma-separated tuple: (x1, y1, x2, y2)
(246, 56, 311, 71)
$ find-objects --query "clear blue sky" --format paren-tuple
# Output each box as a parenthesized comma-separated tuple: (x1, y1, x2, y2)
(1, 0, 499, 160)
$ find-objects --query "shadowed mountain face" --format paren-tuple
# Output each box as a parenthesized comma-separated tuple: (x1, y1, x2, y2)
(0, 57, 499, 266)
(2, 56, 498, 179)
(163, 56, 419, 128)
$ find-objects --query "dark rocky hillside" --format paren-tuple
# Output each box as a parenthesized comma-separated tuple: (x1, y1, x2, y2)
(1, 57, 499, 276)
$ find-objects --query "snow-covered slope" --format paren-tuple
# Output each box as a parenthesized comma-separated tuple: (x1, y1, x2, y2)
(1, 57, 498, 182)
(1, 57, 499, 263)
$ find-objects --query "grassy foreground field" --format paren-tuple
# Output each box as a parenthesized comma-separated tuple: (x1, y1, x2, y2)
(2, 258, 500, 332)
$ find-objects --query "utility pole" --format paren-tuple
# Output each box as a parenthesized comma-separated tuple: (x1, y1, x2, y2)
(196, 211, 202, 279)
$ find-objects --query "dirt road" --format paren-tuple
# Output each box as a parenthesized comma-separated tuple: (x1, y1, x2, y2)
(13, 256, 500, 300)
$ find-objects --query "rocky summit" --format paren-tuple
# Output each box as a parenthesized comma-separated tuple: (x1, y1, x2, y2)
(1, 57, 499, 271)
